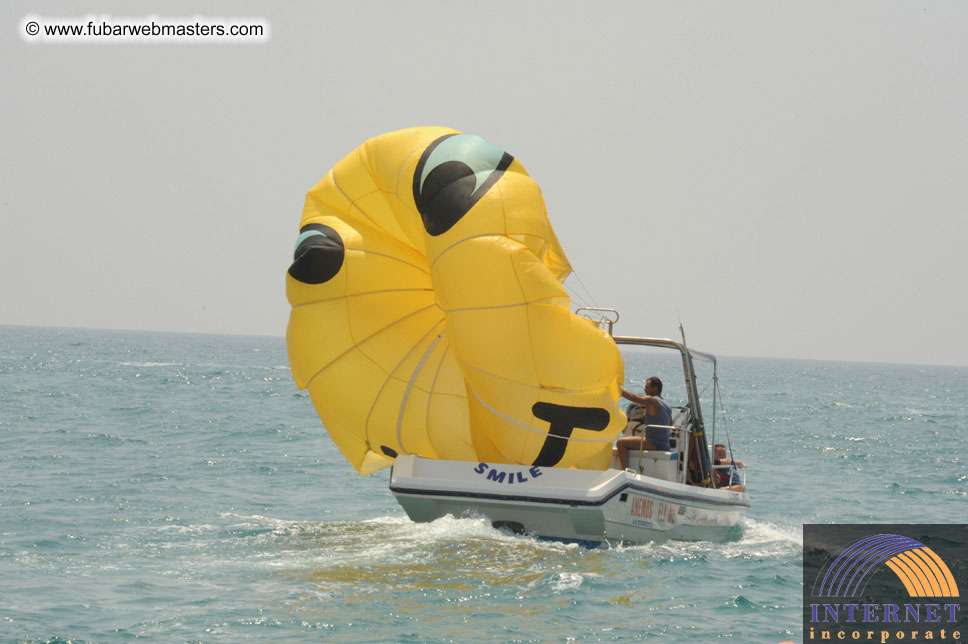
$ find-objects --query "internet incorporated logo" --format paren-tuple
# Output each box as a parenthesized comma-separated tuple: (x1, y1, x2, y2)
(803, 525, 966, 644)
(817, 534, 959, 599)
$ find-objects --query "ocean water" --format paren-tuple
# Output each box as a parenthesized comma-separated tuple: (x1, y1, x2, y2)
(1, 326, 965, 643)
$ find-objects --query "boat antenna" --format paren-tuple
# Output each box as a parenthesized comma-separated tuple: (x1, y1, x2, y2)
(715, 377, 735, 462)
(676, 316, 714, 487)
(710, 352, 718, 454)
(677, 313, 689, 355)
(678, 317, 719, 453)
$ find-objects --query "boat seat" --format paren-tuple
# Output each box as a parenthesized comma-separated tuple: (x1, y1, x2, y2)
(627, 449, 678, 481)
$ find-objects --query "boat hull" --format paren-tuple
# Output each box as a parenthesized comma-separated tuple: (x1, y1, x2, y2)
(389, 455, 750, 545)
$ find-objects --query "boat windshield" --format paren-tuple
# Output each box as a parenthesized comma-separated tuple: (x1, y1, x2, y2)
(615, 341, 715, 419)
(614, 338, 721, 487)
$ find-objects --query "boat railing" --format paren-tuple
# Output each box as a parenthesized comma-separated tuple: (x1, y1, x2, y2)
(711, 463, 747, 490)
(575, 307, 620, 335)
(676, 423, 692, 485)
(627, 424, 678, 462)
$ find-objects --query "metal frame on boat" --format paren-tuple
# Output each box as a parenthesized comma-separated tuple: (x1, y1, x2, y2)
(390, 311, 750, 545)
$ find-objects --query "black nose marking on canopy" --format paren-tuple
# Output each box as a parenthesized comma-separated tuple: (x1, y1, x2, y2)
(288, 223, 345, 285)
(412, 133, 514, 236)
(530, 402, 611, 468)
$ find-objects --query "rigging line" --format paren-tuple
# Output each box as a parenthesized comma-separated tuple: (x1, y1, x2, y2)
(561, 267, 596, 306)
(359, 133, 385, 189)
(292, 287, 434, 309)
(324, 163, 420, 253)
(396, 326, 445, 454)
(565, 290, 594, 314)
(292, 288, 434, 309)
(456, 356, 595, 395)
(428, 232, 510, 272)
(326, 173, 384, 233)
(423, 341, 475, 453)
(567, 269, 599, 308)
(714, 376, 736, 461)
(443, 300, 539, 314)
(304, 303, 440, 389)
(499, 185, 544, 400)
(563, 281, 595, 309)
(311, 205, 429, 270)
(344, 247, 431, 275)
(394, 137, 429, 201)
(697, 375, 713, 398)
(424, 343, 449, 429)
(364, 318, 447, 453)
(396, 129, 465, 204)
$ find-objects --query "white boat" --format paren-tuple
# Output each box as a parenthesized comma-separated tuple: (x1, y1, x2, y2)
(390, 311, 751, 546)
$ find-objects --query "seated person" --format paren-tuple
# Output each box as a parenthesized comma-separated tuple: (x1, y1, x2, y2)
(616, 376, 672, 470)
(713, 443, 744, 491)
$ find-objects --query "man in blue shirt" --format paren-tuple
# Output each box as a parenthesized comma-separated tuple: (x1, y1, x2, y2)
(616, 376, 673, 470)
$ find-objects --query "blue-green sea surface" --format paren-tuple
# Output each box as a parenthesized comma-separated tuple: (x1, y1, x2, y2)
(1, 327, 965, 643)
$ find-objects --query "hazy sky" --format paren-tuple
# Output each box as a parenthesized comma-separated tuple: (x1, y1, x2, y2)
(4, 1, 967, 366)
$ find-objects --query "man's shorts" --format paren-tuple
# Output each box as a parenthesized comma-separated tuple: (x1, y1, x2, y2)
(645, 426, 670, 451)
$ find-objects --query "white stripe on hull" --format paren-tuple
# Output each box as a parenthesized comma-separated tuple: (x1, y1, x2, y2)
(390, 455, 749, 545)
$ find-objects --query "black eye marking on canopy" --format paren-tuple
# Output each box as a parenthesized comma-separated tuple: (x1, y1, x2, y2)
(380, 445, 399, 458)
(412, 133, 514, 236)
(530, 402, 610, 468)
(288, 223, 345, 285)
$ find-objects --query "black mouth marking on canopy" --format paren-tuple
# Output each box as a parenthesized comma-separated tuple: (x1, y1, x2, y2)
(288, 223, 345, 284)
(412, 133, 514, 236)
(531, 402, 611, 468)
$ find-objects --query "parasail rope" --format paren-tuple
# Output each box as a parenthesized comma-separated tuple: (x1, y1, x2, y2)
(713, 377, 738, 467)
(564, 270, 599, 309)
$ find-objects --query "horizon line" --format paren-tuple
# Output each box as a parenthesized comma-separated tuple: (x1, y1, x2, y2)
(2, 323, 965, 369)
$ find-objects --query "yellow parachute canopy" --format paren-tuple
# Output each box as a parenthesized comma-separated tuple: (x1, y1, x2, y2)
(286, 127, 625, 474)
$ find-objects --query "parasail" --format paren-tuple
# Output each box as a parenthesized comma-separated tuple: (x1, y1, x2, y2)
(286, 127, 626, 474)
